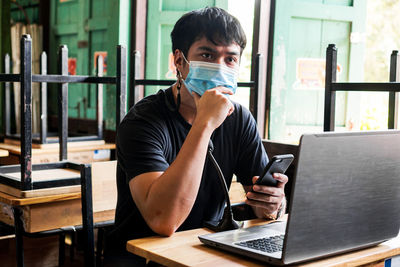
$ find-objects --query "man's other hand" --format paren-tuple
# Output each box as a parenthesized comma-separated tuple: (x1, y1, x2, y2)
(245, 173, 288, 218)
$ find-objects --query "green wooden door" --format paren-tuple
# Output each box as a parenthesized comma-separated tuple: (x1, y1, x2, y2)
(269, 0, 367, 143)
(145, 0, 228, 96)
(49, 0, 130, 130)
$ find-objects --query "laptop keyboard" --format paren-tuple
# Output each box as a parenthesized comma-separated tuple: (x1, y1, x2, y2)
(235, 234, 284, 253)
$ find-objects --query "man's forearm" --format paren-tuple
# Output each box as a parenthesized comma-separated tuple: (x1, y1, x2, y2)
(131, 123, 214, 235)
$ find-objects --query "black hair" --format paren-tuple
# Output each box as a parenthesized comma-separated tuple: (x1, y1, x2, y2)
(171, 7, 247, 57)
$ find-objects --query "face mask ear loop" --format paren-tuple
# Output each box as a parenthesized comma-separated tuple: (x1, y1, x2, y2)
(176, 70, 182, 111)
(181, 51, 190, 65)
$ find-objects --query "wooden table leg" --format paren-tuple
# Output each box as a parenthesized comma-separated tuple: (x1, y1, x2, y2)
(12, 207, 24, 267)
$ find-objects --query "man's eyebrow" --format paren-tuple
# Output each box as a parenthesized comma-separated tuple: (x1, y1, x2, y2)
(196, 46, 240, 56)
(196, 46, 217, 53)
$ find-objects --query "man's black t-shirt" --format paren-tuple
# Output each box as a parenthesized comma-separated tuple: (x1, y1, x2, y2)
(108, 87, 268, 251)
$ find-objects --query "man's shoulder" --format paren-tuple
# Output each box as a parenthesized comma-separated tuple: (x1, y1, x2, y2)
(220, 101, 258, 140)
(123, 88, 170, 121)
(229, 101, 254, 122)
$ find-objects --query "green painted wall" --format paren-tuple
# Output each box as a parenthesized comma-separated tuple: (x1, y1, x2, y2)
(0, 0, 11, 133)
(49, 0, 130, 131)
(269, 0, 367, 142)
(10, 0, 40, 24)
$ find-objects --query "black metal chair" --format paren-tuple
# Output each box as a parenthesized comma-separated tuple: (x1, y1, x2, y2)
(80, 160, 119, 267)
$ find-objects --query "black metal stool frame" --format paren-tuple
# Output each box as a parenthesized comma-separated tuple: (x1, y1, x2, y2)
(2, 36, 126, 144)
(0, 34, 127, 267)
(324, 44, 400, 131)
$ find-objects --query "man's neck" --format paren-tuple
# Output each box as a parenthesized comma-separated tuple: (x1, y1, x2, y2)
(172, 83, 197, 125)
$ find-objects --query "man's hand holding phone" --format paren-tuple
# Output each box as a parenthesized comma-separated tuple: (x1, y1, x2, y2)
(245, 154, 293, 219)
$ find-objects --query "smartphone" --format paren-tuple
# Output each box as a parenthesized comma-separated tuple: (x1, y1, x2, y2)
(255, 154, 294, 187)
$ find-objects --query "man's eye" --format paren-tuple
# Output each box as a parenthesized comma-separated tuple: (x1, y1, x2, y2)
(226, 57, 238, 65)
(201, 53, 212, 59)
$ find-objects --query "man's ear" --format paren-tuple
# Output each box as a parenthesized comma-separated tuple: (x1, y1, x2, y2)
(173, 49, 184, 71)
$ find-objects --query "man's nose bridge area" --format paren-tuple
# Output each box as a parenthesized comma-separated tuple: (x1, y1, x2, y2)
(215, 56, 225, 65)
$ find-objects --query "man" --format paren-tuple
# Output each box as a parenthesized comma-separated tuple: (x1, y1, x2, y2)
(106, 6, 287, 265)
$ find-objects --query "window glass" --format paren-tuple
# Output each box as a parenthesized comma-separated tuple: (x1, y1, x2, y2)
(268, 1, 363, 144)
(361, 0, 400, 130)
(228, 0, 255, 110)
(268, 0, 400, 144)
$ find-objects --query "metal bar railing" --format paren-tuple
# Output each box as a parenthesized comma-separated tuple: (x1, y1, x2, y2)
(1, 38, 127, 146)
(324, 44, 400, 131)
(32, 75, 117, 84)
(96, 53, 104, 140)
(331, 82, 400, 92)
(116, 45, 127, 124)
(4, 54, 11, 136)
(20, 34, 33, 190)
(40, 52, 47, 144)
(0, 34, 127, 191)
(389, 51, 399, 129)
(0, 73, 119, 83)
(58, 45, 68, 161)
(252, 54, 263, 125)
(0, 73, 20, 81)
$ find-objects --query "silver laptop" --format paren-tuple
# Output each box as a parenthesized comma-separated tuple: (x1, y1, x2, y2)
(199, 131, 400, 265)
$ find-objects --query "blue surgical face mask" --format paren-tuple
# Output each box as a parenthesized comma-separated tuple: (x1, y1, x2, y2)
(181, 53, 239, 96)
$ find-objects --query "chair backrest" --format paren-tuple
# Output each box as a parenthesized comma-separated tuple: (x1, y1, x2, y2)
(262, 140, 298, 206)
(229, 140, 299, 219)
(229, 140, 299, 205)
(81, 160, 117, 267)
(91, 160, 117, 213)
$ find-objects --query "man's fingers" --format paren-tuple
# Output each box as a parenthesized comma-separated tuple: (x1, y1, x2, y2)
(193, 87, 233, 99)
(251, 175, 285, 196)
(246, 191, 280, 203)
(251, 185, 284, 199)
(273, 173, 288, 189)
(214, 86, 234, 95)
(245, 198, 278, 213)
(252, 185, 282, 196)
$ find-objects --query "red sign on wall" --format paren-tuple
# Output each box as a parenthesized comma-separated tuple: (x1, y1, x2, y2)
(294, 58, 342, 90)
(68, 58, 77, 75)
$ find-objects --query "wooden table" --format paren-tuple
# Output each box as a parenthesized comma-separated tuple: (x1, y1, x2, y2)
(0, 139, 115, 165)
(0, 161, 118, 267)
(0, 149, 9, 157)
(127, 219, 400, 267)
